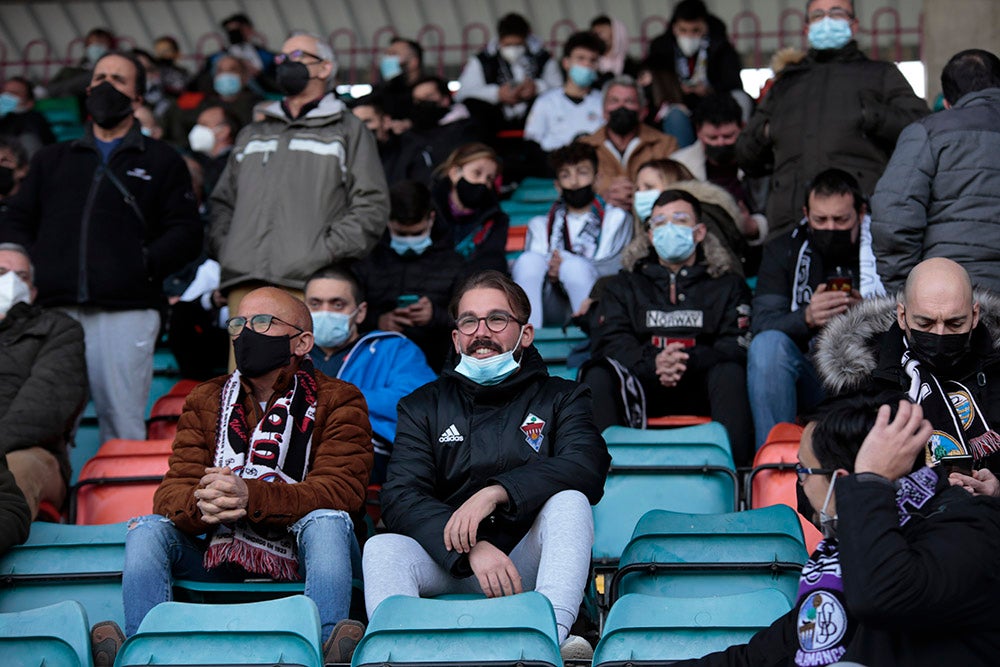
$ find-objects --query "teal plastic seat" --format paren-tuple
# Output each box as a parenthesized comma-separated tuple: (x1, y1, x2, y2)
(172, 578, 307, 603)
(593, 591, 792, 664)
(593, 425, 738, 564)
(115, 595, 322, 667)
(353, 592, 562, 666)
(533, 326, 587, 364)
(0, 522, 127, 627)
(0, 600, 93, 667)
(511, 178, 560, 203)
(609, 507, 808, 606)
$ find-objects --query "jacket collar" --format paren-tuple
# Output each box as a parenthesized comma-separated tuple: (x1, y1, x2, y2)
(262, 92, 345, 125)
(804, 40, 866, 65)
(952, 87, 1000, 109)
(74, 119, 146, 155)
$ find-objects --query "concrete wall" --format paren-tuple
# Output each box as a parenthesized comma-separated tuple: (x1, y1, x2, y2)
(923, 0, 1000, 103)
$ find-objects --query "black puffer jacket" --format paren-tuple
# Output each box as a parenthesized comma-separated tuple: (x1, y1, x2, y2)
(382, 346, 610, 576)
(0, 122, 202, 309)
(591, 247, 752, 389)
(431, 178, 509, 275)
(646, 14, 744, 107)
(0, 454, 30, 555)
(736, 41, 928, 238)
(0, 302, 87, 482)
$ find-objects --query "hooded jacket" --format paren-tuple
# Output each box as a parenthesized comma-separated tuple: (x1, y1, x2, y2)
(871, 88, 1000, 294)
(736, 41, 928, 239)
(209, 93, 390, 290)
(381, 345, 609, 577)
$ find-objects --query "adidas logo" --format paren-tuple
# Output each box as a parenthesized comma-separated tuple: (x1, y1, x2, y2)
(438, 424, 465, 443)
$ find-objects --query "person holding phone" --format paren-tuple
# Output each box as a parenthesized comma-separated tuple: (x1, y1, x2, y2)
(747, 169, 885, 449)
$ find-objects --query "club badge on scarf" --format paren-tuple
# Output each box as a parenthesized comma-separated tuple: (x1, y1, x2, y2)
(204, 361, 318, 580)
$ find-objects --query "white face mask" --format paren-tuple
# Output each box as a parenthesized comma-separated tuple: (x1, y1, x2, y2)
(0, 271, 31, 316)
(676, 35, 703, 58)
(499, 44, 526, 64)
(188, 124, 216, 154)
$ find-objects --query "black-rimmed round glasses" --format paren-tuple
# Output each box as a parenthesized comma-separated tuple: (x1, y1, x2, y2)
(455, 312, 523, 336)
(807, 7, 854, 22)
(226, 314, 304, 337)
(795, 463, 836, 485)
(274, 49, 324, 65)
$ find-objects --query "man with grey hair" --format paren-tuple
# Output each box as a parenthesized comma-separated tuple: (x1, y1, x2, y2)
(210, 31, 389, 339)
(579, 75, 678, 210)
(0, 242, 86, 519)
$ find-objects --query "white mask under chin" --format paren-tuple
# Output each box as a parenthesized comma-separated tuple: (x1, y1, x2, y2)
(819, 472, 839, 539)
(0, 271, 31, 316)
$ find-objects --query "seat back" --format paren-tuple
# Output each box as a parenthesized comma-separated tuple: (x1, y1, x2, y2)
(0, 522, 126, 628)
(353, 592, 562, 666)
(593, 591, 792, 665)
(116, 595, 322, 667)
(147, 395, 187, 440)
(611, 507, 808, 605)
(0, 600, 93, 667)
(73, 451, 170, 525)
(533, 326, 587, 364)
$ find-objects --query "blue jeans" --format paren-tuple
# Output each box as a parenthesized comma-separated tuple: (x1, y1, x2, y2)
(747, 330, 826, 450)
(122, 510, 360, 641)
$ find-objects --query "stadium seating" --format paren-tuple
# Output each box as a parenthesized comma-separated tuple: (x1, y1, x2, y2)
(35, 96, 84, 142)
(353, 592, 562, 666)
(533, 325, 587, 364)
(511, 177, 560, 204)
(0, 600, 94, 667)
(593, 590, 792, 664)
(0, 522, 127, 628)
(115, 595, 323, 667)
(748, 423, 823, 552)
(646, 415, 711, 428)
(608, 506, 808, 607)
(71, 440, 172, 525)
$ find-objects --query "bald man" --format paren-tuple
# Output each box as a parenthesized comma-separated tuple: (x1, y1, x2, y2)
(121, 286, 374, 656)
(815, 257, 1000, 489)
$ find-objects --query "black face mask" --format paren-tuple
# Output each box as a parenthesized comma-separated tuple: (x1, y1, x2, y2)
(410, 101, 448, 130)
(808, 227, 856, 267)
(0, 167, 15, 197)
(705, 142, 737, 165)
(455, 177, 493, 209)
(86, 82, 134, 129)
(227, 28, 246, 46)
(276, 61, 311, 96)
(907, 327, 974, 374)
(607, 107, 639, 135)
(562, 184, 594, 209)
(233, 328, 294, 378)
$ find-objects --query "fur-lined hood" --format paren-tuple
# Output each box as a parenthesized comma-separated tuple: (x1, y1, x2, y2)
(814, 290, 1000, 395)
(622, 179, 742, 276)
(770, 48, 806, 75)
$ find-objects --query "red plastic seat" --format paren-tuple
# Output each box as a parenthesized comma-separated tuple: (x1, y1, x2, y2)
(167, 379, 200, 398)
(73, 451, 170, 525)
(147, 395, 189, 440)
(505, 226, 527, 253)
(96, 438, 173, 458)
(748, 423, 822, 552)
(646, 415, 712, 428)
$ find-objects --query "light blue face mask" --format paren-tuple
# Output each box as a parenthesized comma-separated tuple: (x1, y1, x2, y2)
(213, 72, 243, 97)
(634, 189, 661, 222)
(0, 92, 20, 117)
(311, 309, 356, 348)
(568, 64, 597, 89)
(454, 326, 525, 386)
(86, 43, 108, 64)
(390, 232, 432, 256)
(808, 17, 853, 51)
(652, 222, 696, 263)
(380, 55, 403, 81)
(140, 126, 153, 137)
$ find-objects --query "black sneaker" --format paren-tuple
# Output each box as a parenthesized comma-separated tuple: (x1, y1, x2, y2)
(91, 620, 125, 667)
(323, 618, 366, 664)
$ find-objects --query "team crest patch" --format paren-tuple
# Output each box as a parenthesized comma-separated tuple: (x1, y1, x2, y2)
(520, 413, 545, 452)
(949, 390, 975, 430)
(795, 591, 847, 665)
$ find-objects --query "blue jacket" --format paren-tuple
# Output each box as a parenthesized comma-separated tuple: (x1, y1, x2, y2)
(310, 331, 436, 449)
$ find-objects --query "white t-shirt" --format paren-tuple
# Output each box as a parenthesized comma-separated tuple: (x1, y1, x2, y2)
(523, 88, 604, 152)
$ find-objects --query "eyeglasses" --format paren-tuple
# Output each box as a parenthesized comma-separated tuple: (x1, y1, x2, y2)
(648, 212, 696, 229)
(455, 311, 523, 335)
(807, 7, 854, 22)
(226, 313, 304, 337)
(274, 49, 324, 65)
(795, 463, 836, 485)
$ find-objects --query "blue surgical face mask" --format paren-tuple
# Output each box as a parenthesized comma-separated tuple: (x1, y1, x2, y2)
(0, 92, 20, 117)
(808, 17, 853, 50)
(380, 55, 403, 81)
(652, 222, 697, 263)
(568, 64, 597, 89)
(311, 309, 356, 348)
(634, 189, 661, 222)
(454, 327, 525, 386)
(86, 43, 108, 64)
(214, 72, 243, 97)
(390, 232, 432, 256)
(140, 126, 153, 137)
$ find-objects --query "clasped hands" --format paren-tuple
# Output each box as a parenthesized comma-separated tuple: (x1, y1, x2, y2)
(193, 466, 249, 524)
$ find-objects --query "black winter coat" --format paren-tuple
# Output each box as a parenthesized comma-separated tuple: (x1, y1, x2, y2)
(382, 346, 610, 576)
(0, 454, 30, 555)
(431, 178, 509, 276)
(0, 122, 202, 309)
(647, 15, 744, 106)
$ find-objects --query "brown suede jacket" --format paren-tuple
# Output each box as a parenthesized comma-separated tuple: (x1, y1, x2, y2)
(579, 123, 679, 199)
(153, 362, 373, 536)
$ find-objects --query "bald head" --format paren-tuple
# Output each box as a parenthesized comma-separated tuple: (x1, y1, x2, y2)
(897, 258, 979, 336)
(239, 287, 314, 333)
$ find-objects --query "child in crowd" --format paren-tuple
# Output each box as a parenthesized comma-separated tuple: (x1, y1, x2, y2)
(512, 142, 632, 327)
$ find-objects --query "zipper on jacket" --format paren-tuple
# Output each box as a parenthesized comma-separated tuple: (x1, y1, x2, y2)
(78, 164, 106, 303)
(669, 272, 677, 305)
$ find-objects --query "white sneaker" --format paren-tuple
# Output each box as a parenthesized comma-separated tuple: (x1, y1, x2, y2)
(560, 634, 594, 662)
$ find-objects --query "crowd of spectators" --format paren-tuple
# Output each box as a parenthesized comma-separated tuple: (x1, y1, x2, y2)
(3, 0, 1000, 664)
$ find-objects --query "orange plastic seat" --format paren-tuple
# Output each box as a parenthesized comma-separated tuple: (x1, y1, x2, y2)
(748, 423, 822, 551)
(147, 394, 189, 440)
(96, 439, 173, 458)
(646, 415, 711, 428)
(167, 379, 199, 398)
(73, 452, 170, 525)
(505, 226, 527, 253)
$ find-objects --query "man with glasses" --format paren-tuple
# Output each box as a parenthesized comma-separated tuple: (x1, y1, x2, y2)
(122, 286, 374, 663)
(735, 0, 928, 239)
(362, 270, 609, 663)
(210, 31, 389, 361)
(583, 189, 754, 464)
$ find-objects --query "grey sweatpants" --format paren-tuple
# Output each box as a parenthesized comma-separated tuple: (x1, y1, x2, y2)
(363, 489, 593, 643)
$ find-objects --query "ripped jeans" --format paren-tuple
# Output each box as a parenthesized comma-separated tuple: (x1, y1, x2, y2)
(122, 510, 361, 641)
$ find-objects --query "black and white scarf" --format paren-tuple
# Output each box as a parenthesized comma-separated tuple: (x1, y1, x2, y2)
(789, 216, 884, 312)
(546, 196, 605, 258)
(204, 360, 319, 580)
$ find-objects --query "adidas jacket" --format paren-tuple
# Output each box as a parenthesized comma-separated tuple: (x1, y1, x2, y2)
(381, 345, 610, 577)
